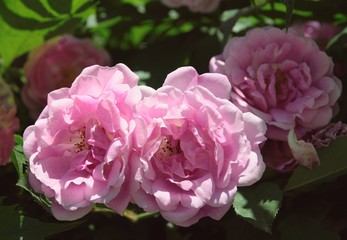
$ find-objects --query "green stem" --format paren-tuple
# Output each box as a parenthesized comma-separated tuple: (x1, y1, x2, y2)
(93, 206, 158, 223)
(93, 206, 115, 214)
(137, 211, 159, 221)
(123, 209, 158, 222)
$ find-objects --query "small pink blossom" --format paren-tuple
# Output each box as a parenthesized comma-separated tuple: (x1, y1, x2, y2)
(23, 64, 150, 220)
(210, 27, 342, 142)
(0, 79, 19, 166)
(292, 21, 342, 50)
(22, 35, 111, 118)
(131, 67, 267, 226)
(161, 0, 221, 13)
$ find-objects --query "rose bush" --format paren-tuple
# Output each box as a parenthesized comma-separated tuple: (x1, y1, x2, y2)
(0, 79, 19, 166)
(131, 67, 267, 226)
(161, 0, 221, 13)
(22, 35, 111, 118)
(2, 0, 347, 238)
(23, 64, 151, 220)
(210, 27, 342, 142)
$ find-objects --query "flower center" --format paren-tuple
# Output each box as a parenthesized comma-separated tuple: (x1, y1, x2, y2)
(70, 126, 90, 153)
(155, 136, 181, 162)
(274, 69, 288, 90)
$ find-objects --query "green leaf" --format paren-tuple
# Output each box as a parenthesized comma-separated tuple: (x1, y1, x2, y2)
(14, 134, 23, 147)
(16, 174, 52, 211)
(45, 17, 82, 40)
(73, 1, 96, 14)
(10, 148, 27, 178)
(10, 135, 51, 210)
(10, 135, 26, 178)
(0, 1, 60, 30)
(0, 14, 51, 67)
(326, 26, 347, 50)
(71, 0, 95, 13)
(0, 0, 94, 68)
(21, 0, 55, 18)
(278, 214, 340, 240)
(0, 28, 40, 67)
(47, 0, 72, 14)
(233, 182, 282, 233)
(0, 203, 81, 240)
(284, 136, 347, 192)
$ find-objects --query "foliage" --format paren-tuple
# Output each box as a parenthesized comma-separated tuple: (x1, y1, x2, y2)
(233, 182, 282, 233)
(1, 0, 347, 239)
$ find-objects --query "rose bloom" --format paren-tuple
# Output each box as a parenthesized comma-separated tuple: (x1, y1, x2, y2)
(0, 79, 19, 166)
(23, 64, 151, 220)
(131, 67, 267, 226)
(161, 0, 221, 13)
(210, 27, 342, 142)
(22, 35, 111, 118)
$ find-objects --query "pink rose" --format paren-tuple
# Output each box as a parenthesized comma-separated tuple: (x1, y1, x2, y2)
(210, 27, 342, 141)
(131, 67, 267, 226)
(0, 79, 19, 166)
(23, 64, 150, 220)
(292, 21, 342, 50)
(161, 0, 221, 13)
(22, 35, 111, 118)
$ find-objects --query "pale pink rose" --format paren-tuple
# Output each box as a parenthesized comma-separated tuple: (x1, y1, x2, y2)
(210, 27, 342, 142)
(161, 0, 221, 13)
(131, 67, 267, 226)
(292, 21, 342, 50)
(0, 79, 19, 166)
(23, 64, 151, 221)
(22, 35, 111, 118)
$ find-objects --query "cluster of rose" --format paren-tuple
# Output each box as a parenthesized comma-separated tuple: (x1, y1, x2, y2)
(22, 27, 342, 227)
(0, 0, 345, 228)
